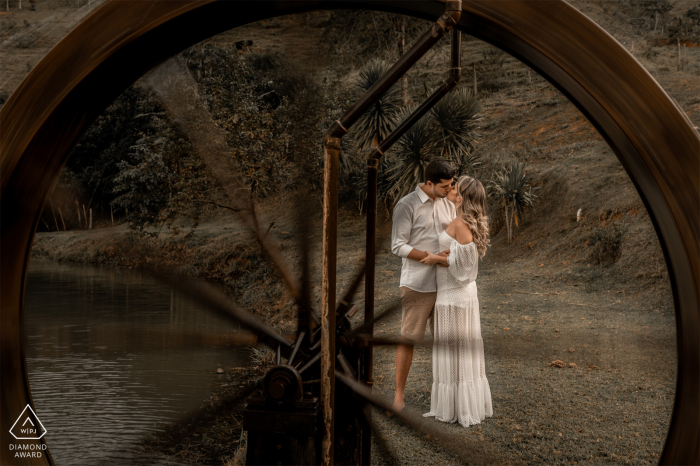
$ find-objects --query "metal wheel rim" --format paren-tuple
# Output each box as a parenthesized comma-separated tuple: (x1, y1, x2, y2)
(1, 1, 697, 464)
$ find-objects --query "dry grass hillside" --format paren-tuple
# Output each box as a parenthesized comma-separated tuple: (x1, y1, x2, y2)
(0, 0, 107, 103)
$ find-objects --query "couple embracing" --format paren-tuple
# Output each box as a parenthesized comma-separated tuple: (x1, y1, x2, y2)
(390, 159, 493, 428)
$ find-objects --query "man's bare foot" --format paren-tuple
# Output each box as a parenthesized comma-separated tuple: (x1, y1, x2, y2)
(390, 396, 405, 415)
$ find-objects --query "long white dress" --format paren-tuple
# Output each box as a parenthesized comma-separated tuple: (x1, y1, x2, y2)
(423, 230, 493, 427)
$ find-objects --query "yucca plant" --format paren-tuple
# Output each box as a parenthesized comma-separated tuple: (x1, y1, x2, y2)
(430, 86, 481, 160)
(453, 151, 483, 177)
(350, 58, 402, 149)
(489, 161, 538, 244)
(431, 87, 481, 177)
(383, 86, 481, 204)
(384, 105, 436, 201)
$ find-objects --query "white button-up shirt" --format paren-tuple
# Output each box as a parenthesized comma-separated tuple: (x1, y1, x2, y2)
(391, 184, 456, 292)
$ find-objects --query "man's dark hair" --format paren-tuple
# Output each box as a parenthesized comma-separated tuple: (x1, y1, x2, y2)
(425, 160, 456, 184)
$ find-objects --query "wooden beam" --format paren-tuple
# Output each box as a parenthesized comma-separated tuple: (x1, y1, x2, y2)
(320, 137, 339, 466)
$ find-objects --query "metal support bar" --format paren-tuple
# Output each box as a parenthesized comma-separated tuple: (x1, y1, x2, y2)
(324, 4, 461, 142)
(360, 27, 462, 466)
(361, 156, 379, 465)
(320, 136, 339, 466)
(320, 5, 461, 465)
(288, 330, 305, 365)
(371, 29, 463, 159)
(298, 352, 321, 374)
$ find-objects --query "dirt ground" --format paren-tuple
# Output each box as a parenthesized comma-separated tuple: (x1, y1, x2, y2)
(32, 197, 677, 466)
(368, 249, 676, 465)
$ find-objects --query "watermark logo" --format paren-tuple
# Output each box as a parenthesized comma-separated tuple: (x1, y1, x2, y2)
(9, 405, 47, 440)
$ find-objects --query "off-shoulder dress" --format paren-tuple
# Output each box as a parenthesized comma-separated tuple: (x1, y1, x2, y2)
(423, 230, 493, 427)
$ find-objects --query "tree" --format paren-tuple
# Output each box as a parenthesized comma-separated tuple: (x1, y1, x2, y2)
(63, 85, 213, 233)
(111, 138, 171, 224)
(319, 11, 430, 70)
(183, 47, 322, 196)
(488, 161, 538, 244)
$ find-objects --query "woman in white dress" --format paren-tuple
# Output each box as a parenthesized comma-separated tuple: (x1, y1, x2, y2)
(419, 175, 493, 427)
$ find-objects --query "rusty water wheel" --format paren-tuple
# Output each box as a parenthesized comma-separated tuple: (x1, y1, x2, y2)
(1, 1, 698, 465)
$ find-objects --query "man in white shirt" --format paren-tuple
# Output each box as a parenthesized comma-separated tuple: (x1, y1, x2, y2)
(390, 160, 456, 411)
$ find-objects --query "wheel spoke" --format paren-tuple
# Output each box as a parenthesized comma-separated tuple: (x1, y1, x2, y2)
(342, 335, 427, 348)
(97, 325, 260, 351)
(345, 301, 402, 339)
(360, 406, 400, 466)
(161, 375, 262, 441)
(245, 206, 306, 306)
(298, 352, 321, 374)
(143, 57, 303, 308)
(156, 273, 292, 348)
(288, 330, 306, 366)
(295, 192, 319, 341)
(336, 263, 366, 317)
(336, 351, 357, 379)
(335, 371, 489, 464)
(342, 335, 457, 350)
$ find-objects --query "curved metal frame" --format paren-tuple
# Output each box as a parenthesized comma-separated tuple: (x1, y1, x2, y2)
(1, 1, 697, 464)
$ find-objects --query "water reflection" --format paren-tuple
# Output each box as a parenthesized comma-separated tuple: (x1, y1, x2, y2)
(25, 260, 249, 465)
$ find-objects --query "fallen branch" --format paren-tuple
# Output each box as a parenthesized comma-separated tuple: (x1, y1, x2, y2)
(193, 197, 248, 213)
(515, 290, 560, 296)
(263, 221, 275, 238)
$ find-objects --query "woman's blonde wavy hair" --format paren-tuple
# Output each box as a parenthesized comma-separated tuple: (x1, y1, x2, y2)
(455, 175, 490, 257)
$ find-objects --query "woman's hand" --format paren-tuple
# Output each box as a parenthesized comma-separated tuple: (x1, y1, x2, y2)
(436, 250, 450, 267)
(421, 251, 448, 266)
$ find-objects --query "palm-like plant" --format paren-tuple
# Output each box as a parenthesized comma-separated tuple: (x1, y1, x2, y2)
(430, 87, 481, 159)
(452, 151, 483, 178)
(382, 87, 481, 201)
(489, 161, 538, 244)
(350, 58, 402, 149)
(384, 105, 436, 201)
(430, 87, 481, 177)
(347, 66, 480, 207)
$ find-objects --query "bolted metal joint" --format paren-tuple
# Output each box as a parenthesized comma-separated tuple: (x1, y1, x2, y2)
(368, 147, 383, 160)
(436, 9, 462, 34)
(431, 22, 442, 38)
(367, 158, 379, 168)
(324, 119, 347, 141)
(447, 68, 462, 88)
(435, 14, 451, 36)
(445, 0, 463, 25)
(446, 0, 462, 13)
(323, 136, 341, 150)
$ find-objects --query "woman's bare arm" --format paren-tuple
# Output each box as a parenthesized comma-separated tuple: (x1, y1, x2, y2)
(420, 251, 448, 266)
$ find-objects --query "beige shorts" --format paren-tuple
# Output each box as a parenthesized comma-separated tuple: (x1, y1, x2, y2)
(400, 287, 437, 341)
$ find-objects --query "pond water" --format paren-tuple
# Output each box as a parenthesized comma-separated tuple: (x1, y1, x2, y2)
(24, 260, 250, 465)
